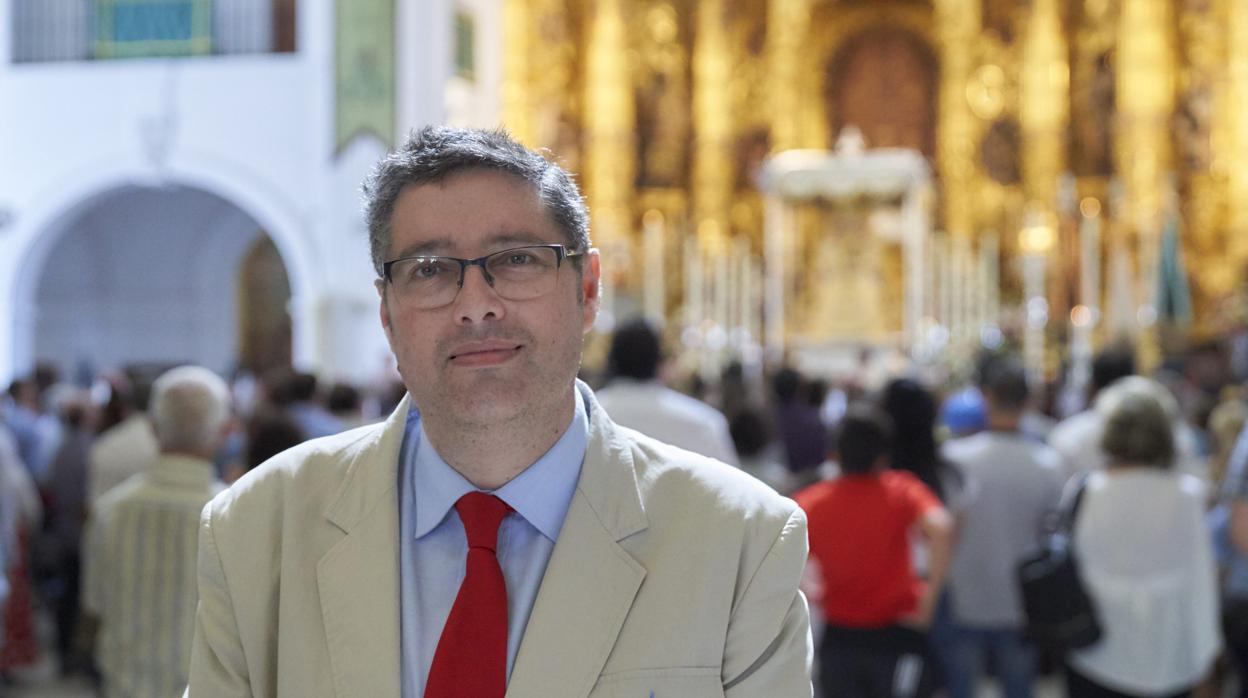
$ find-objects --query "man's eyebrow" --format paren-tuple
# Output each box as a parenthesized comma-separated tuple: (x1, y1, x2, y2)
(392, 232, 555, 259)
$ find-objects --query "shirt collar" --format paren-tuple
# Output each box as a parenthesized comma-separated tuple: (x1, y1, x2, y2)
(150, 453, 218, 488)
(411, 389, 589, 542)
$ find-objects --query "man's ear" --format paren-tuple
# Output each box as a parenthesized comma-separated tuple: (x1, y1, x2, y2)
(376, 279, 394, 343)
(580, 249, 602, 333)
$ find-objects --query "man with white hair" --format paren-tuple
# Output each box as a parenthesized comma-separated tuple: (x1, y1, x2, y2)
(82, 365, 231, 698)
(1051, 344, 1208, 484)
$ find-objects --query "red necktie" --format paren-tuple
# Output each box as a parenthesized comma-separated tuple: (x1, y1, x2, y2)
(425, 492, 512, 698)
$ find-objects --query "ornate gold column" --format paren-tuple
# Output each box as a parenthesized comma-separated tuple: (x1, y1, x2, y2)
(766, 0, 809, 152)
(1020, 0, 1068, 214)
(1020, 0, 1069, 372)
(1178, 0, 1228, 329)
(1228, 0, 1248, 268)
(1116, 0, 1175, 369)
(583, 0, 635, 253)
(693, 0, 732, 245)
(502, 0, 534, 144)
(934, 0, 981, 239)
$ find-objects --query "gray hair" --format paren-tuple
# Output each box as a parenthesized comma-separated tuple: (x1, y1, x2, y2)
(1095, 375, 1181, 422)
(361, 126, 591, 277)
(1100, 388, 1175, 469)
(149, 366, 231, 454)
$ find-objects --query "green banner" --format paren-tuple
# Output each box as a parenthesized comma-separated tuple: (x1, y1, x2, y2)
(454, 10, 475, 81)
(335, 0, 396, 153)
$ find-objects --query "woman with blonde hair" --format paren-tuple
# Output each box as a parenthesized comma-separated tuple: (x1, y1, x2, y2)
(1065, 383, 1221, 698)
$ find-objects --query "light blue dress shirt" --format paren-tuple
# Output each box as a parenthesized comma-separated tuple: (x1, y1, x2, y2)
(399, 391, 589, 697)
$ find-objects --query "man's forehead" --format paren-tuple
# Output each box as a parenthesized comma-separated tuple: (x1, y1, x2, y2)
(389, 172, 561, 256)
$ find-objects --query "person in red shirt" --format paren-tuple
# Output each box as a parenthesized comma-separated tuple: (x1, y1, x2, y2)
(796, 405, 954, 698)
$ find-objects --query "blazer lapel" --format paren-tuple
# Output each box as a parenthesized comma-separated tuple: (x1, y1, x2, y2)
(316, 396, 410, 698)
(506, 385, 649, 698)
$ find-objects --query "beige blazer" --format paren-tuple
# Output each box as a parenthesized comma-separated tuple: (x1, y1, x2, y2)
(187, 384, 812, 697)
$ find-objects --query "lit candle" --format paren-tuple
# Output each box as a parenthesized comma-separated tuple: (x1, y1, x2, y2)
(736, 237, 753, 346)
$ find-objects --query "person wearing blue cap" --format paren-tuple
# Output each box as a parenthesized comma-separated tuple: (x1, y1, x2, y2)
(941, 388, 987, 439)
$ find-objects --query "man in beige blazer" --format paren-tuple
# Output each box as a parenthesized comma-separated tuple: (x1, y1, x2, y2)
(187, 127, 812, 697)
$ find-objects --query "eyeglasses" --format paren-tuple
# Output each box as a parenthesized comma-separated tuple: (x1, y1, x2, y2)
(382, 244, 584, 309)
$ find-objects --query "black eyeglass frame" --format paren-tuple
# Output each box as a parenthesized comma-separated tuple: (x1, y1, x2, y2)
(381, 243, 586, 293)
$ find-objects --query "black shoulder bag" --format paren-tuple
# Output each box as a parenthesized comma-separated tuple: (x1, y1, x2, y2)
(1015, 475, 1103, 653)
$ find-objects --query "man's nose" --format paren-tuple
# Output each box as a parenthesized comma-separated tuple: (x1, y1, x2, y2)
(453, 264, 505, 324)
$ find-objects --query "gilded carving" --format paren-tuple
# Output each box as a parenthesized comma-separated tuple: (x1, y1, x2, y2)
(1069, 0, 1117, 178)
(633, 3, 689, 189)
(501, 0, 1239, 339)
(828, 29, 938, 157)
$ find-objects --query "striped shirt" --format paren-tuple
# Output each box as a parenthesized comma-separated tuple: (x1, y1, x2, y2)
(82, 454, 223, 698)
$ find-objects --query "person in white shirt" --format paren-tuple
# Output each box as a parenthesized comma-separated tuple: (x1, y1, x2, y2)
(594, 318, 739, 466)
(1066, 386, 1221, 698)
(1049, 348, 1136, 478)
(82, 366, 230, 698)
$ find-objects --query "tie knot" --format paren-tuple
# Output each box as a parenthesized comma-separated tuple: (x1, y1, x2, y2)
(455, 492, 511, 552)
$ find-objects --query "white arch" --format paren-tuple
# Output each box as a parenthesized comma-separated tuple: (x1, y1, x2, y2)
(3, 154, 321, 383)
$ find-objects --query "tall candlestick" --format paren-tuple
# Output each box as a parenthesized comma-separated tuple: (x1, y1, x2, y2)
(764, 195, 786, 360)
(938, 233, 953, 347)
(1079, 198, 1102, 322)
(715, 246, 730, 338)
(736, 237, 753, 347)
(642, 210, 666, 325)
(684, 236, 703, 332)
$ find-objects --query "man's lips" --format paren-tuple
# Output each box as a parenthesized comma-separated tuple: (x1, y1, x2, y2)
(448, 342, 523, 366)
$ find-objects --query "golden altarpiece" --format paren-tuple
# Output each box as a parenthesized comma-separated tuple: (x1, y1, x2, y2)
(502, 0, 1248, 376)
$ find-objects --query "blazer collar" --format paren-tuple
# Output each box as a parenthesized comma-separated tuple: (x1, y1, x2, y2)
(317, 394, 410, 698)
(506, 382, 650, 697)
(323, 393, 411, 534)
(571, 380, 648, 540)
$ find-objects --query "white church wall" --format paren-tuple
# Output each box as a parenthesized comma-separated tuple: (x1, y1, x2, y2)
(0, 0, 462, 387)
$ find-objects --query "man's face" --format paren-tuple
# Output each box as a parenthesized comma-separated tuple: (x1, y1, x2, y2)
(377, 170, 600, 426)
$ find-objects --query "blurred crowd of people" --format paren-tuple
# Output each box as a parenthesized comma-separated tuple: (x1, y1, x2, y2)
(0, 362, 405, 693)
(586, 319, 1247, 698)
(0, 317, 1246, 696)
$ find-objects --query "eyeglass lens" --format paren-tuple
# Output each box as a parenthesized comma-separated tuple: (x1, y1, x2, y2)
(388, 245, 565, 308)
